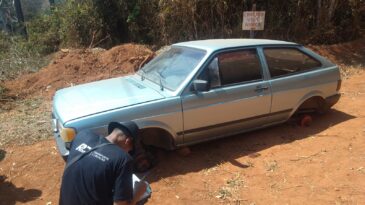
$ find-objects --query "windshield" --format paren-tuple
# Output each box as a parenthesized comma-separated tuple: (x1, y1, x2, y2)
(139, 46, 206, 91)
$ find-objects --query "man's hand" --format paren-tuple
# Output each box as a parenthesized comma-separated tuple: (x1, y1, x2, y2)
(132, 181, 148, 204)
(114, 181, 147, 205)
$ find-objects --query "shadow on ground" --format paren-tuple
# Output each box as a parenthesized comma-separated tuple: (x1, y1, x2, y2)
(0, 149, 5, 162)
(0, 176, 42, 205)
(146, 109, 355, 183)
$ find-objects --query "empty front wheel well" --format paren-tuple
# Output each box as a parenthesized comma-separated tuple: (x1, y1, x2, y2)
(139, 128, 176, 150)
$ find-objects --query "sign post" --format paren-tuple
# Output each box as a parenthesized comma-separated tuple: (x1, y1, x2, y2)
(242, 7, 265, 38)
(250, 4, 256, 38)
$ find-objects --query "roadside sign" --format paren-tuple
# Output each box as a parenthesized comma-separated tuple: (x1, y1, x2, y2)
(242, 11, 265, 30)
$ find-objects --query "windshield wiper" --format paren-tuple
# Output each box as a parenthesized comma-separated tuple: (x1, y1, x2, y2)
(140, 68, 146, 81)
(157, 70, 165, 91)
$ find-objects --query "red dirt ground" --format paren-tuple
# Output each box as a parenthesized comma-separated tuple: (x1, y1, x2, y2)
(0, 70, 364, 205)
(0, 39, 364, 204)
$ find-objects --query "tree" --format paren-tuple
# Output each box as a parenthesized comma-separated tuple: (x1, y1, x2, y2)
(13, 0, 27, 36)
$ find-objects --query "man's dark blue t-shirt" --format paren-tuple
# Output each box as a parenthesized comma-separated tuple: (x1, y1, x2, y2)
(59, 130, 133, 205)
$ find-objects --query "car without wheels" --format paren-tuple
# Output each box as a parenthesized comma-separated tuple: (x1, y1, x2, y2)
(52, 39, 341, 166)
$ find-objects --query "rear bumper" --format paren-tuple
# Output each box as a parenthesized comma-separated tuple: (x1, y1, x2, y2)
(325, 93, 341, 108)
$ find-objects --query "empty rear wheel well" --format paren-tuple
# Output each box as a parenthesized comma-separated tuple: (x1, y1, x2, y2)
(296, 96, 327, 114)
(139, 128, 175, 150)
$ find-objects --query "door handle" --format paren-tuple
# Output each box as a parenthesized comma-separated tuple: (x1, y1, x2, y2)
(254, 85, 269, 92)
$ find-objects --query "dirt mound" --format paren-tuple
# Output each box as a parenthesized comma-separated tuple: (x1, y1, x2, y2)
(3, 43, 153, 99)
(308, 38, 365, 66)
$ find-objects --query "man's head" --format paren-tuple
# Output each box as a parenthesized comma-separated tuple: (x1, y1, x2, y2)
(106, 122, 139, 152)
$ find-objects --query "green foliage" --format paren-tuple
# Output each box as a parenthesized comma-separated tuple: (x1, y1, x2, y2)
(127, 3, 140, 23)
(147, 0, 361, 45)
(0, 32, 11, 54)
(45, 0, 131, 48)
(26, 9, 61, 54)
(2, 0, 363, 57)
(308, 0, 359, 44)
(0, 32, 49, 81)
(0, 84, 7, 98)
(59, 0, 105, 47)
(125, 0, 158, 44)
(0, 0, 362, 85)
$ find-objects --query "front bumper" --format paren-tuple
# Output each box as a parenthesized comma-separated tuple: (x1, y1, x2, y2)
(52, 115, 69, 161)
(54, 132, 69, 160)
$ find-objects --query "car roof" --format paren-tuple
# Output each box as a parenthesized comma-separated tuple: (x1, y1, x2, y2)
(174, 39, 298, 52)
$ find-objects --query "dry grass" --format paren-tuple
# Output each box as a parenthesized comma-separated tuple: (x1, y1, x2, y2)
(0, 97, 52, 148)
(339, 64, 364, 79)
(265, 160, 279, 172)
(216, 173, 245, 202)
(0, 85, 6, 98)
(0, 34, 51, 82)
(0, 51, 50, 83)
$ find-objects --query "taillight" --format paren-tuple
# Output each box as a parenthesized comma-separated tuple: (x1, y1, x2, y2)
(336, 79, 342, 91)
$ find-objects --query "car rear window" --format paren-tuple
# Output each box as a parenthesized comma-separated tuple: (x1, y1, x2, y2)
(218, 49, 262, 85)
(264, 48, 322, 78)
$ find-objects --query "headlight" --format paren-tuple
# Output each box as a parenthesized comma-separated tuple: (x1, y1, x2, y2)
(60, 127, 76, 142)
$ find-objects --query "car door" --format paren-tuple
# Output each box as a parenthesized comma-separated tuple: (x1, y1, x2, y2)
(263, 47, 324, 120)
(181, 48, 272, 144)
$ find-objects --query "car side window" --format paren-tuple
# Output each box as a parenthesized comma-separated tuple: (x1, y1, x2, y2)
(264, 48, 322, 78)
(217, 49, 262, 86)
(197, 57, 221, 88)
(207, 57, 221, 88)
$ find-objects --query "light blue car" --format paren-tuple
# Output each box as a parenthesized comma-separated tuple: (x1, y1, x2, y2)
(52, 39, 341, 159)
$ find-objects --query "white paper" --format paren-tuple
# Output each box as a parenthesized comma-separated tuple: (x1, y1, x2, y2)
(132, 174, 151, 201)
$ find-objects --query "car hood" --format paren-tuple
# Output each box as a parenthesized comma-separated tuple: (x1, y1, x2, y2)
(53, 76, 164, 123)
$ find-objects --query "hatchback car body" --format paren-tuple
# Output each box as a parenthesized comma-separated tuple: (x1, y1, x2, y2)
(52, 39, 341, 158)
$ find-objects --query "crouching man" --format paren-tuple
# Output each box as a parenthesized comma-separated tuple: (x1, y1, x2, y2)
(59, 121, 147, 205)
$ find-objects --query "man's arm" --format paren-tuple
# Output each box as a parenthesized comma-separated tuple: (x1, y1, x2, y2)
(113, 181, 147, 205)
(113, 158, 148, 205)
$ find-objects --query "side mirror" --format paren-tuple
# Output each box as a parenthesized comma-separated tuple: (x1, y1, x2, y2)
(192, 80, 209, 92)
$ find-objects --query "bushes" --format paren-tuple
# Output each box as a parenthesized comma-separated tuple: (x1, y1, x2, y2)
(0, 32, 11, 55)
(126, 0, 158, 44)
(3, 0, 364, 54)
(26, 9, 61, 55)
(0, 32, 49, 81)
(25, 0, 106, 50)
(125, 0, 361, 45)
(59, 0, 106, 47)
(1, 0, 124, 81)
(0, 0, 361, 83)
(17, 0, 365, 51)
(25, 0, 132, 49)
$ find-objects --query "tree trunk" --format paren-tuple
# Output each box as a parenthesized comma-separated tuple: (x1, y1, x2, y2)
(317, 0, 322, 27)
(14, 0, 27, 37)
(327, 0, 338, 23)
